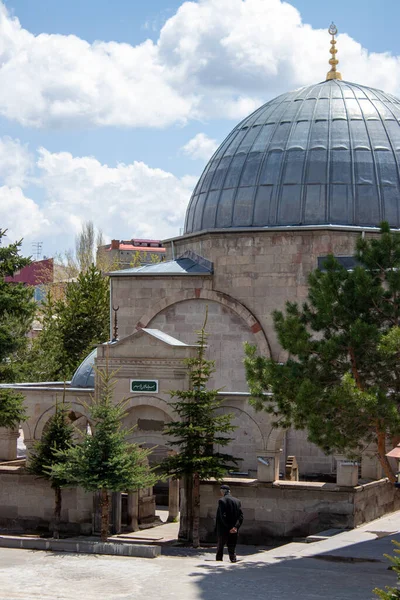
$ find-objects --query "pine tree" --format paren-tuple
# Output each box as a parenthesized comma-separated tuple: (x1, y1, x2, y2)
(51, 367, 157, 542)
(29, 264, 109, 381)
(160, 312, 238, 547)
(0, 229, 34, 432)
(374, 541, 400, 599)
(28, 397, 74, 538)
(0, 389, 26, 429)
(245, 223, 400, 482)
(0, 229, 35, 383)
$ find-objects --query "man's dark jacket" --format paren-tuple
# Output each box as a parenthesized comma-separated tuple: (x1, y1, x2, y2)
(216, 493, 243, 535)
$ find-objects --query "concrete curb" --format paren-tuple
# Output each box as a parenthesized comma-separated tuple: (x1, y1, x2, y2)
(0, 535, 160, 558)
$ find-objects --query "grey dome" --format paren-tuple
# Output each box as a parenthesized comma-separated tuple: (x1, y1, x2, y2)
(70, 348, 96, 388)
(184, 79, 400, 234)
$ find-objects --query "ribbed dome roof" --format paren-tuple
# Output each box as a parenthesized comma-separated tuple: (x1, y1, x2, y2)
(70, 348, 96, 388)
(184, 79, 400, 234)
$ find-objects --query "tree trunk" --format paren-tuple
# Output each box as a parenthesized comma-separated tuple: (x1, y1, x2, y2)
(100, 488, 110, 542)
(53, 486, 62, 539)
(377, 429, 396, 483)
(192, 473, 200, 549)
(178, 475, 193, 542)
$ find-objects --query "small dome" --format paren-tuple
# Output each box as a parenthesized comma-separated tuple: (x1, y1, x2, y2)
(70, 348, 97, 388)
(184, 79, 400, 234)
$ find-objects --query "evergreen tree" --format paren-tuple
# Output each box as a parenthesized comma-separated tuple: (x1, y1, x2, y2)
(0, 389, 26, 429)
(29, 264, 109, 381)
(51, 367, 156, 542)
(0, 229, 35, 383)
(0, 229, 34, 431)
(374, 541, 400, 599)
(245, 223, 400, 482)
(28, 398, 74, 538)
(161, 313, 238, 547)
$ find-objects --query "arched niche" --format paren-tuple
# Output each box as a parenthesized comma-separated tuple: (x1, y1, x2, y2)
(148, 298, 260, 392)
(32, 401, 90, 440)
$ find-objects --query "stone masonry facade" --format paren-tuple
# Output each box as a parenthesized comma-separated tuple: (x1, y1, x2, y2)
(110, 227, 371, 478)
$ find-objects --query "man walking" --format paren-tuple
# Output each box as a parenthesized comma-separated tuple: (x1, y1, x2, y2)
(215, 484, 243, 562)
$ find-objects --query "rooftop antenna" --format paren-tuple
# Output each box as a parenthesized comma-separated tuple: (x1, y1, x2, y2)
(112, 305, 119, 342)
(32, 242, 43, 261)
(326, 23, 342, 81)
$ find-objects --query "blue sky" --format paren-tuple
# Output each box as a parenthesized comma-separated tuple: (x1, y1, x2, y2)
(1, 0, 400, 257)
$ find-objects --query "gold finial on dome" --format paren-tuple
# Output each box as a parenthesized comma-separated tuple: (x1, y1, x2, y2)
(326, 22, 342, 80)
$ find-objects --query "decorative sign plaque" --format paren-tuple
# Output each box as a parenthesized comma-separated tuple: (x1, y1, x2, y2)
(130, 379, 158, 394)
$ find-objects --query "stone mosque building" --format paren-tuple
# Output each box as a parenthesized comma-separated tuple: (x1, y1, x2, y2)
(2, 25, 400, 515)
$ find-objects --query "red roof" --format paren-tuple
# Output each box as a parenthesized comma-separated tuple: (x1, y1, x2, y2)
(4, 258, 54, 286)
(386, 445, 400, 458)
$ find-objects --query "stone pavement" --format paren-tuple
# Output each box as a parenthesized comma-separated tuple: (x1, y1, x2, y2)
(0, 511, 399, 599)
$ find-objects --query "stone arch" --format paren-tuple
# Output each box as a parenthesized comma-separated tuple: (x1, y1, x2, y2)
(33, 400, 90, 440)
(213, 404, 266, 473)
(264, 426, 285, 453)
(219, 404, 265, 448)
(136, 288, 271, 358)
(20, 421, 32, 441)
(123, 395, 176, 422)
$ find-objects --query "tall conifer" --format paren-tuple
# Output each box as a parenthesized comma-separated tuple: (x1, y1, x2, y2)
(28, 397, 74, 538)
(245, 223, 400, 482)
(0, 229, 34, 430)
(52, 367, 156, 541)
(161, 312, 238, 547)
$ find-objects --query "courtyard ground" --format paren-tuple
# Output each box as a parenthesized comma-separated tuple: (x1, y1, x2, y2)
(0, 511, 399, 600)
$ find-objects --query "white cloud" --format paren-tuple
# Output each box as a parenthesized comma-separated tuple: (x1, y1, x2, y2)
(0, 4, 194, 128)
(29, 148, 195, 253)
(0, 186, 49, 243)
(182, 133, 218, 161)
(0, 136, 196, 254)
(0, 137, 32, 187)
(1, 0, 400, 128)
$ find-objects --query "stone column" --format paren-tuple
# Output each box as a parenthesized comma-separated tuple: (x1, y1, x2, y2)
(111, 492, 122, 534)
(168, 478, 179, 522)
(0, 428, 19, 462)
(127, 491, 139, 532)
(335, 455, 359, 486)
(257, 450, 281, 482)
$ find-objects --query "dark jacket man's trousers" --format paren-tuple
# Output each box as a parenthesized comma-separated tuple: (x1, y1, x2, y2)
(216, 530, 238, 561)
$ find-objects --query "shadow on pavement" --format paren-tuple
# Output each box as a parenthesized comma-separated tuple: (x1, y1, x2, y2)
(186, 535, 400, 600)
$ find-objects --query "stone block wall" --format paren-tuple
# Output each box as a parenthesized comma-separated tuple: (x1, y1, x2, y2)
(165, 229, 364, 360)
(353, 479, 400, 526)
(0, 466, 93, 535)
(200, 478, 400, 544)
(149, 298, 257, 392)
(282, 429, 334, 477)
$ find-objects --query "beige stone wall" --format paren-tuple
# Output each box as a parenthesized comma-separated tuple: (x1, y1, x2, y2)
(111, 274, 212, 340)
(0, 385, 93, 463)
(165, 229, 362, 359)
(149, 298, 257, 392)
(353, 479, 400, 526)
(0, 467, 93, 534)
(200, 478, 400, 544)
(283, 429, 334, 477)
(105, 228, 380, 478)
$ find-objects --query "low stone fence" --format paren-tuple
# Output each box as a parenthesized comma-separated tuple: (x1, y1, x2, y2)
(0, 465, 93, 535)
(200, 478, 400, 544)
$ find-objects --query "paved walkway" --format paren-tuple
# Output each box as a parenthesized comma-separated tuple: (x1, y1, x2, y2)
(0, 512, 399, 599)
(112, 508, 180, 544)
